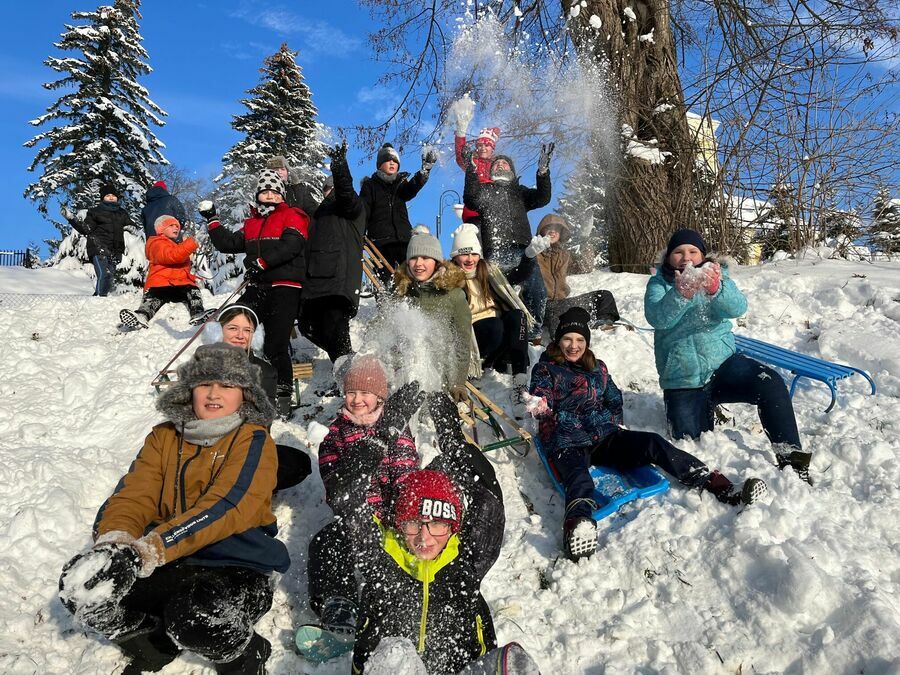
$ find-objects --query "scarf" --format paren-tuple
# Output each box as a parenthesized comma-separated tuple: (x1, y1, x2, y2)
(341, 404, 384, 428)
(376, 169, 398, 183)
(182, 413, 244, 446)
(256, 201, 277, 217)
(491, 170, 514, 184)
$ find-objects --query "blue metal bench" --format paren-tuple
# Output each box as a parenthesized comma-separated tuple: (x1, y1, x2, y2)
(734, 334, 876, 413)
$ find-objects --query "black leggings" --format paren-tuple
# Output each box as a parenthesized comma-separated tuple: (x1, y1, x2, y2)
(473, 310, 528, 375)
(238, 284, 301, 388)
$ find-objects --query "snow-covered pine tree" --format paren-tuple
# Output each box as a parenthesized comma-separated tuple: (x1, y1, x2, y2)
(23, 0, 166, 288)
(871, 186, 900, 255)
(820, 189, 863, 258)
(557, 157, 608, 271)
(214, 43, 327, 228)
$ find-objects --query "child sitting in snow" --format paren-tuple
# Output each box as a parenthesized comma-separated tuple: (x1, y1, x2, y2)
(58, 343, 287, 673)
(318, 354, 419, 519)
(305, 393, 536, 673)
(529, 307, 767, 561)
(643, 229, 810, 483)
(119, 215, 211, 331)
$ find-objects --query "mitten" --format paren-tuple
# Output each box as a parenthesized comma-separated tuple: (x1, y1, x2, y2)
(525, 234, 552, 258)
(428, 392, 467, 448)
(59, 204, 77, 222)
(522, 392, 550, 417)
(327, 140, 348, 162)
(537, 142, 555, 174)
(59, 543, 141, 615)
(197, 200, 217, 222)
(674, 269, 703, 300)
(449, 384, 470, 403)
(421, 148, 438, 174)
(377, 382, 425, 445)
(460, 142, 475, 168)
(453, 94, 475, 135)
(702, 262, 721, 295)
(244, 257, 267, 277)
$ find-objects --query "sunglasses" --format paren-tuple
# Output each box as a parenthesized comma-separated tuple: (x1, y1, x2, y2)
(399, 520, 452, 536)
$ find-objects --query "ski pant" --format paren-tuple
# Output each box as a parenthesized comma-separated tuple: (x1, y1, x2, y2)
(91, 255, 116, 297)
(67, 561, 273, 671)
(491, 246, 547, 340)
(544, 290, 620, 337)
(473, 310, 528, 375)
(136, 285, 205, 321)
(299, 296, 354, 362)
(663, 353, 802, 449)
(238, 284, 301, 390)
(551, 428, 709, 520)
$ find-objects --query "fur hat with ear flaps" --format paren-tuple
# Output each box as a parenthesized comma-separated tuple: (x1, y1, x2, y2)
(156, 343, 275, 427)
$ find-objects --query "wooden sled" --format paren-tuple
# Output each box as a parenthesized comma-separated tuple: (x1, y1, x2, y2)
(459, 381, 532, 455)
(361, 239, 394, 293)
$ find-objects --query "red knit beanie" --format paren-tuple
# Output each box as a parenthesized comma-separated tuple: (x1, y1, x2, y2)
(394, 470, 463, 533)
(342, 355, 388, 400)
(152, 180, 167, 190)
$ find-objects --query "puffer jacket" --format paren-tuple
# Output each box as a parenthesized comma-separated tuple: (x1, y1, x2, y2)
(360, 170, 428, 247)
(207, 201, 309, 287)
(529, 352, 624, 455)
(463, 157, 551, 258)
(141, 186, 187, 238)
(72, 202, 128, 260)
(644, 254, 747, 390)
(393, 263, 475, 388)
(93, 422, 289, 574)
(144, 235, 198, 290)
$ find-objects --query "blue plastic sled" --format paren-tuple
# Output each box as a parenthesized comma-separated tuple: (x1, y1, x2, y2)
(535, 438, 670, 521)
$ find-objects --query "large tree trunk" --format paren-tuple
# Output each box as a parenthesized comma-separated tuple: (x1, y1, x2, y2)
(567, 0, 698, 272)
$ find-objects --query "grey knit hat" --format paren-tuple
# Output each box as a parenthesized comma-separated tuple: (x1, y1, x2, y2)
(266, 155, 289, 170)
(406, 229, 444, 262)
(255, 169, 286, 199)
(156, 343, 275, 426)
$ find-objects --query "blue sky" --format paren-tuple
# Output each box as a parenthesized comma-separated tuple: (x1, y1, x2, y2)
(0, 0, 531, 256)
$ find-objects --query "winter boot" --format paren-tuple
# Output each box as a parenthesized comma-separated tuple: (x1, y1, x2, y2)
(119, 309, 149, 331)
(116, 616, 180, 674)
(189, 308, 217, 326)
(320, 595, 358, 638)
(777, 450, 813, 485)
(215, 632, 271, 674)
(563, 517, 597, 561)
(511, 373, 529, 420)
(276, 384, 293, 421)
(703, 470, 768, 506)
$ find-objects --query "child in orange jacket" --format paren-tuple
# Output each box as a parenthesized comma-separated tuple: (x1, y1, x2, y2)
(119, 215, 211, 331)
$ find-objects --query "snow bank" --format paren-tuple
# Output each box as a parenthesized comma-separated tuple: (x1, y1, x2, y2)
(0, 258, 898, 673)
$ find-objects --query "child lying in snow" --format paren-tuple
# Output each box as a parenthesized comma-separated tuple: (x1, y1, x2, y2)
(529, 307, 767, 562)
(58, 344, 286, 673)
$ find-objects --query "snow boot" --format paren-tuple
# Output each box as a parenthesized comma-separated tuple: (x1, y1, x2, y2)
(459, 641, 542, 674)
(295, 596, 357, 664)
(777, 450, 813, 485)
(215, 632, 271, 674)
(703, 470, 767, 506)
(189, 308, 216, 326)
(116, 616, 179, 674)
(119, 309, 149, 331)
(276, 384, 293, 421)
(511, 373, 529, 420)
(320, 595, 358, 638)
(563, 517, 597, 561)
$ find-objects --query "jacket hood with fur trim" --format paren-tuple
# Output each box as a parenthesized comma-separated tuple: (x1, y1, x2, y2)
(392, 261, 467, 297)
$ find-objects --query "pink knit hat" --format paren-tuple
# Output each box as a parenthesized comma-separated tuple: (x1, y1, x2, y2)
(342, 355, 388, 400)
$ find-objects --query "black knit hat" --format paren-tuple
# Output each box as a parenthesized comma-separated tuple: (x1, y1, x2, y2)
(99, 183, 119, 199)
(376, 143, 400, 169)
(665, 229, 707, 258)
(555, 307, 592, 346)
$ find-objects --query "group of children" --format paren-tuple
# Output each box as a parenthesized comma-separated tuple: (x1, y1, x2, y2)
(57, 130, 812, 672)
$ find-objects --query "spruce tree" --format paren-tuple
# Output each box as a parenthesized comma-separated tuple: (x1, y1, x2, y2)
(214, 43, 327, 226)
(557, 157, 608, 270)
(23, 0, 166, 287)
(871, 186, 900, 254)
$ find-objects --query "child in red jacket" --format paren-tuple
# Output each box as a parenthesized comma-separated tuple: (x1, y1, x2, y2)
(119, 216, 210, 331)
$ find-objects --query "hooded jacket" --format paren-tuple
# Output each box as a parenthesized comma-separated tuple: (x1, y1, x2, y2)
(144, 235, 198, 290)
(207, 201, 309, 287)
(360, 170, 428, 246)
(393, 263, 476, 388)
(72, 202, 129, 260)
(463, 156, 551, 258)
(141, 186, 187, 238)
(529, 351, 624, 455)
(303, 155, 367, 312)
(644, 253, 747, 390)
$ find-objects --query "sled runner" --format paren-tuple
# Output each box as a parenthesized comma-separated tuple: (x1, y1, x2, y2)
(295, 624, 354, 664)
(460, 382, 533, 455)
(534, 438, 669, 521)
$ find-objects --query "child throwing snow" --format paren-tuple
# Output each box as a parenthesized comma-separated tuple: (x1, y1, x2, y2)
(199, 169, 310, 418)
(58, 344, 288, 673)
(529, 307, 767, 561)
(119, 215, 211, 331)
(643, 229, 810, 483)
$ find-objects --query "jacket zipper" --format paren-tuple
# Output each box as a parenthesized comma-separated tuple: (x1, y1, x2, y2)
(178, 446, 202, 513)
(418, 560, 431, 653)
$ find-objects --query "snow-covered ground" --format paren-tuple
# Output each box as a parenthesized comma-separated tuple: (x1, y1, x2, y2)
(0, 255, 898, 674)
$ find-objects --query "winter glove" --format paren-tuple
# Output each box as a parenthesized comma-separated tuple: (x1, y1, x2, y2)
(198, 200, 217, 222)
(674, 267, 704, 300)
(428, 392, 468, 449)
(537, 142, 555, 175)
(58, 543, 142, 616)
(449, 384, 470, 404)
(702, 262, 721, 295)
(243, 257, 267, 278)
(522, 392, 550, 417)
(59, 203, 77, 222)
(327, 140, 348, 163)
(524, 234, 552, 258)
(453, 94, 475, 136)
(421, 148, 438, 175)
(460, 142, 475, 169)
(376, 382, 426, 446)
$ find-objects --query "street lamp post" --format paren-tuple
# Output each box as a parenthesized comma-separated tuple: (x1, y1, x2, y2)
(435, 189, 462, 238)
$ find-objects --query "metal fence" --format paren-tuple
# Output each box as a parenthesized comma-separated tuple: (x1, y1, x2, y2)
(0, 250, 36, 267)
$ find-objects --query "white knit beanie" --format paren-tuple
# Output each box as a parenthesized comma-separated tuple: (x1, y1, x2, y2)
(450, 223, 483, 258)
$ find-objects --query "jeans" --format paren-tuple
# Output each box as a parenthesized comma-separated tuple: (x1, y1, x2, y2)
(664, 353, 802, 449)
(491, 246, 547, 339)
(551, 428, 709, 520)
(92, 255, 116, 296)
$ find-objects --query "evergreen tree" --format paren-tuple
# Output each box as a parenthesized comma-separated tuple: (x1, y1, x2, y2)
(23, 0, 166, 287)
(820, 189, 862, 257)
(871, 186, 900, 254)
(758, 181, 798, 259)
(215, 43, 327, 226)
(557, 157, 608, 270)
